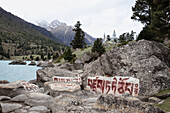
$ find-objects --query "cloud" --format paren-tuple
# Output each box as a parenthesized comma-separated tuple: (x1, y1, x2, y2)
(0, 0, 143, 38)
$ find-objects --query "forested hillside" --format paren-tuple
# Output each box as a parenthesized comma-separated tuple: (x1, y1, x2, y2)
(0, 7, 64, 59)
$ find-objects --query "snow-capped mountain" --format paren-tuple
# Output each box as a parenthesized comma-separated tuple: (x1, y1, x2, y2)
(37, 20, 96, 46)
(37, 19, 65, 31)
(50, 19, 64, 28)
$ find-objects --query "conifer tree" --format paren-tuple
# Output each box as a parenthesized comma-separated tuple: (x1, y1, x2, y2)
(92, 38, 105, 56)
(63, 47, 76, 62)
(132, 0, 169, 41)
(131, 0, 151, 25)
(70, 21, 86, 49)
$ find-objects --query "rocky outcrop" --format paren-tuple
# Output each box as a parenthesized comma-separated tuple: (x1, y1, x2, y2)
(37, 61, 54, 67)
(94, 95, 165, 113)
(1, 103, 22, 113)
(37, 67, 83, 82)
(50, 94, 84, 113)
(11, 94, 28, 102)
(60, 62, 84, 71)
(25, 93, 53, 108)
(44, 81, 83, 97)
(83, 40, 170, 96)
(0, 80, 27, 97)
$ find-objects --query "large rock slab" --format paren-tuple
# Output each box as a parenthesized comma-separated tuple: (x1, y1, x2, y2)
(94, 95, 164, 113)
(0, 96, 11, 101)
(29, 106, 48, 113)
(25, 93, 53, 108)
(83, 40, 170, 96)
(1, 103, 22, 113)
(44, 81, 82, 97)
(0, 80, 27, 97)
(11, 94, 28, 102)
(50, 94, 84, 113)
(37, 67, 82, 82)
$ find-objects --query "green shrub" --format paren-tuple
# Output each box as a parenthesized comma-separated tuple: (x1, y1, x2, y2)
(92, 38, 105, 56)
(63, 47, 76, 62)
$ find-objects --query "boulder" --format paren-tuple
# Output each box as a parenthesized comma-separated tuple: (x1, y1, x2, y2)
(37, 61, 54, 67)
(60, 62, 84, 71)
(73, 62, 84, 70)
(24, 93, 53, 108)
(11, 94, 28, 102)
(94, 95, 164, 113)
(29, 106, 49, 113)
(0, 80, 9, 84)
(83, 40, 170, 96)
(28, 111, 41, 113)
(81, 52, 91, 63)
(1, 103, 22, 113)
(37, 67, 82, 82)
(50, 94, 83, 113)
(15, 109, 28, 113)
(59, 63, 77, 70)
(44, 81, 82, 97)
(0, 80, 27, 97)
(9, 60, 26, 65)
(29, 61, 37, 66)
(0, 96, 11, 101)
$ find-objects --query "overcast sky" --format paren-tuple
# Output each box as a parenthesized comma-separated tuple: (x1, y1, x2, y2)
(0, 0, 144, 38)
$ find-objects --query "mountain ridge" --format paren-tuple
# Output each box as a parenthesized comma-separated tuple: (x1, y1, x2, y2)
(37, 20, 96, 46)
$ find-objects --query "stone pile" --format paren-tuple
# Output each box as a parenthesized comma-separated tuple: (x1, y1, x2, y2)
(0, 40, 169, 113)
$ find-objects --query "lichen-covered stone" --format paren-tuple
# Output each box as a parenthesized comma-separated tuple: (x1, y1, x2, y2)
(83, 40, 170, 96)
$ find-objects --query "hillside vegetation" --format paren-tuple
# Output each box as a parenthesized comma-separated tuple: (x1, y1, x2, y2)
(0, 7, 64, 59)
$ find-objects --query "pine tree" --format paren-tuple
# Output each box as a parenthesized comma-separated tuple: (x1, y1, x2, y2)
(119, 33, 126, 43)
(107, 35, 111, 41)
(92, 38, 105, 56)
(53, 52, 59, 60)
(132, 0, 169, 42)
(47, 53, 51, 60)
(131, 0, 151, 25)
(41, 53, 44, 60)
(129, 30, 135, 41)
(70, 21, 86, 49)
(146, 0, 169, 35)
(30, 55, 33, 60)
(35, 56, 40, 61)
(63, 47, 76, 62)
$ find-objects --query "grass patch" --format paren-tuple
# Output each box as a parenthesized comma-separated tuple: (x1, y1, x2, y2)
(156, 89, 170, 96)
(73, 47, 91, 59)
(117, 41, 129, 47)
(105, 44, 116, 52)
(11, 55, 40, 60)
(154, 97, 170, 112)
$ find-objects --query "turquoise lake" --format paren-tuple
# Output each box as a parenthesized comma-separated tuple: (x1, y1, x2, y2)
(0, 60, 41, 82)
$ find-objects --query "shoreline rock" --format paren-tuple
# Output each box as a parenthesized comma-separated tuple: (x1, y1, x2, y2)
(29, 61, 37, 66)
(9, 60, 26, 65)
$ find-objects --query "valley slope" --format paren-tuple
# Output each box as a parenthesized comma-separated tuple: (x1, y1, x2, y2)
(0, 7, 64, 59)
